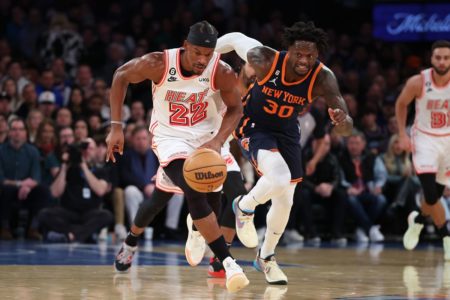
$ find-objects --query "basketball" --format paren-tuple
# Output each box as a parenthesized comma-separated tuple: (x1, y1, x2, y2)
(183, 148, 227, 193)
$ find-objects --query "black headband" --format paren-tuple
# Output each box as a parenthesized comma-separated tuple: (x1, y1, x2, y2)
(186, 30, 217, 48)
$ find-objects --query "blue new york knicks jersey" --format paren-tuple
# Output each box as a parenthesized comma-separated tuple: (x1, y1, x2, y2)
(235, 51, 323, 142)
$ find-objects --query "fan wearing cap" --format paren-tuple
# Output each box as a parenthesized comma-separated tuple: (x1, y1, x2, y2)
(107, 21, 249, 292)
(37, 91, 56, 119)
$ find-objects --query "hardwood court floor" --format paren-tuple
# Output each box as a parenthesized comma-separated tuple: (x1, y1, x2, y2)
(0, 241, 450, 299)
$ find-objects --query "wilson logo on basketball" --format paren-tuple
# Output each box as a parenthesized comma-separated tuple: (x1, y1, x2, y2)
(194, 171, 224, 180)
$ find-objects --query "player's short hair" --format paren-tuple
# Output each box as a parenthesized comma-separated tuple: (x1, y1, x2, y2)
(282, 21, 328, 55)
(431, 40, 450, 52)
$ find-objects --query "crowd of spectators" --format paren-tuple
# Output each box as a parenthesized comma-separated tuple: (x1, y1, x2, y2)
(0, 0, 438, 244)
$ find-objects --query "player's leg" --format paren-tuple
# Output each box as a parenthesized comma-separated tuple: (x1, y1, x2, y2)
(115, 188, 174, 272)
(254, 183, 296, 285)
(164, 159, 249, 292)
(233, 136, 292, 248)
(404, 173, 446, 250)
(208, 170, 247, 278)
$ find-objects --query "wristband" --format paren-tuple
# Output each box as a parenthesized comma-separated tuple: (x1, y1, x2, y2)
(110, 120, 123, 126)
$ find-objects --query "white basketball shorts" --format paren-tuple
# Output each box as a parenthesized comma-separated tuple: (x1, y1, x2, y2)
(411, 127, 450, 186)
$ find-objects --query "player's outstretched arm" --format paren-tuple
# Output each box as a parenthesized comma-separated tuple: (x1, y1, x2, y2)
(215, 32, 263, 62)
(106, 52, 165, 162)
(395, 75, 421, 137)
(313, 67, 353, 136)
(395, 75, 421, 152)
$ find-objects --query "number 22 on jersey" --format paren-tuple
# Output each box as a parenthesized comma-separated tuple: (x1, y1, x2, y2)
(169, 102, 208, 126)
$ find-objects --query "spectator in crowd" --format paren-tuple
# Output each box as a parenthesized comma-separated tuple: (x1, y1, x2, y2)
(127, 101, 146, 125)
(6, 61, 30, 95)
(381, 134, 420, 233)
(74, 119, 89, 142)
(87, 114, 104, 137)
(25, 109, 43, 143)
(94, 136, 127, 240)
(34, 119, 57, 159)
(340, 130, 387, 242)
(119, 126, 158, 231)
(85, 94, 104, 117)
(16, 83, 38, 119)
(38, 13, 83, 77)
(38, 138, 113, 243)
(289, 135, 348, 244)
(360, 107, 386, 155)
(50, 58, 72, 105)
(0, 115, 7, 144)
(74, 64, 94, 98)
(37, 91, 57, 119)
(55, 107, 73, 129)
(36, 69, 64, 108)
(44, 126, 75, 186)
(0, 91, 12, 120)
(0, 118, 49, 240)
(2, 78, 22, 113)
(67, 86, 86, 121)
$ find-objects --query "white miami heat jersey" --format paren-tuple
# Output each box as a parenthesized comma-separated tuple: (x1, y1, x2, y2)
(150, 48, 222, 140)
(414, 68, 450, 135)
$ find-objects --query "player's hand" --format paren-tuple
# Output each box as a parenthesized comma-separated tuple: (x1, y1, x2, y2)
(328, 108, 347, 126)
(106, 125, 124, 163)
(398, 133, 412, 152)
(200, 138, 222, 153)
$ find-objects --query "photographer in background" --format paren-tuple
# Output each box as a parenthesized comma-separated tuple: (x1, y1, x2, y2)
(38, 138, 113, 243)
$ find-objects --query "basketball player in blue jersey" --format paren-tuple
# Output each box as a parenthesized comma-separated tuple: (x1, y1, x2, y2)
(106, 21, 249, 292)
(215, 21, 353, 284)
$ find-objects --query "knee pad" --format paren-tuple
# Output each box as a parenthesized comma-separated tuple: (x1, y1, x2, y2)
(418, 173, 442, 205)
(164, 159, 212, 220)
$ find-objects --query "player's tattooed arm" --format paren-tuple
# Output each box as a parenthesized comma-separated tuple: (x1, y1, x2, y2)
(247, 46, 277, 82)
(313, 66, 353, 136)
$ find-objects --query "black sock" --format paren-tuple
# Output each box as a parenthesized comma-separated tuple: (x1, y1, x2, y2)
(208, 236, 232, 262)
(125, 231, 140, 247)
(437, 221, 450, 237)
(416, 214, 427, 224)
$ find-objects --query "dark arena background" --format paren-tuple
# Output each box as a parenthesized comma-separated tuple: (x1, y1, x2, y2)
(0, 0, 449, 299)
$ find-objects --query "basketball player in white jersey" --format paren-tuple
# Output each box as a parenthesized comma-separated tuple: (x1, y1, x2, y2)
(396, 40, 450, 259)
(106, 21, 249, 292)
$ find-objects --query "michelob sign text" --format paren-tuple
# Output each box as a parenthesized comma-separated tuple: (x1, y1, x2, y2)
(373, 4, 450, 41)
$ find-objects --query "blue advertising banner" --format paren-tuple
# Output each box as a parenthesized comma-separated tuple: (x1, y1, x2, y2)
(373, 4, 450, 41)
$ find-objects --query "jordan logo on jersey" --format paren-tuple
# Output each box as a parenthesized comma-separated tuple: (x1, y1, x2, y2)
(269, 77, 278, 86)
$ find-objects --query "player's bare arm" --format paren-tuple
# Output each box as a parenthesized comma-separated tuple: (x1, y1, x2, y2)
(106, 52, 166, 162)
(313, 66, 353, 136)
(246, 46, 277, 81)
(395, 74, 422, 151)
(202, 61, 243, 152)
(395, 74, 422, 136)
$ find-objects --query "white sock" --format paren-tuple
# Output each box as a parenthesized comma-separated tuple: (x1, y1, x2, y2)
(260, 184, 296, 259)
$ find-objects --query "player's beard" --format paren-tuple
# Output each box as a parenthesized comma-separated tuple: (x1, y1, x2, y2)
(432, 65, 450, 76)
